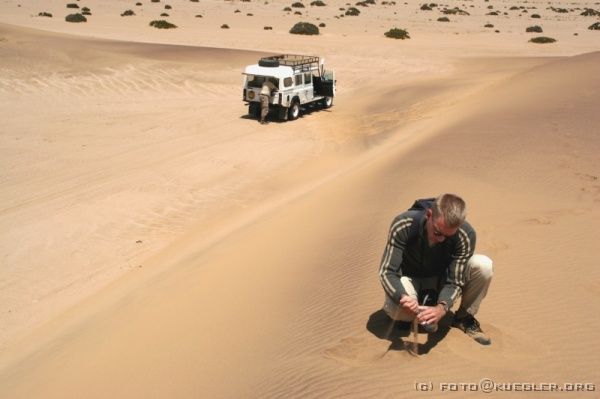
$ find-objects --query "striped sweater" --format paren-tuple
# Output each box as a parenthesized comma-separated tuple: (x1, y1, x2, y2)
(378, 208, 476, 309)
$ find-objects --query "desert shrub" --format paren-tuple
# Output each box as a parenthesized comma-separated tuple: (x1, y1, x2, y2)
(264, 25, 273, 29)
(161, 12, 169, 16)
(283, 6, 292, 11)
(589, 22, 600, 30)
(531, 13, 541, 18)
(526, 25, 542, 32)
(38, 12, 53, 17)
(195, 14, 203, 17)
(151, 0, 160, 2)
(509, 6, 519, 10)
(190, 0, 199, 2)
(221, 24, 230, 28)
(291, 2, 305, 7)
(247, 13, 253, 16)
(443, 7, 469, 15)
(121, 9, 136, 16)
(345, 7, 360, 15)
(356, 1, 369, 6)
(529, 36, 556, 43)
(289, 21, 319, 34)
(486, 11, 498, 15)
(149, 19, 177, 28)
(311, 0, 326, 5)
(66, 3, 79, 9)
(234, 9, 241, 12)
(420, 3, 432, 10)
(581, 8, 600, 16)
(65, 13, 87, 22)
(165, 4, 172, 9)
(437, 16, 450, 21)
(319, 22, 326, 27)
(136, 2, 142, 5)
(549, 6, 568, 13)
(294, 11, 302, 14)
(82, 7, 90, 12)
(82, 10, 92, 15)
(484, 23, 493, 28)
(384, 27, 410, 39)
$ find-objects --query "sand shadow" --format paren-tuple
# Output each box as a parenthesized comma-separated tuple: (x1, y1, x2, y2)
(366, 309, 452, 355)
(240, 103, 332, 123)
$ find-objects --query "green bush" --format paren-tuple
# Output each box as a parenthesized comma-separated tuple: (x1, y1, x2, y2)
(526, 25, 542, 32)
(65, 13, 87, 22)
(291, 2, 305, 7)
(38, 12, 53, 17)
(345, 7, 360, 15)
(149, 19, 177, 28)
(589, 22, 600, 30)
(66, 3, 79, 9)
(289, 21, 319, 34)
(384, 27, 410, 39)
(437, 16, 450, 22)
(529, 36, 556, 43)
(122, 9, 135, 16)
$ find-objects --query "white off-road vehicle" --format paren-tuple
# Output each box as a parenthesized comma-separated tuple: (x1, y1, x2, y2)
(242, 54, 336, 121)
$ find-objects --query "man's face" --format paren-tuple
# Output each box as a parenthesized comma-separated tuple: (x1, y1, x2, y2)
(426, 208, 458, 246)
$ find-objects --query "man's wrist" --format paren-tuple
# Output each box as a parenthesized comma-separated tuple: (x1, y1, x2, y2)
(437, 301, 449, 312)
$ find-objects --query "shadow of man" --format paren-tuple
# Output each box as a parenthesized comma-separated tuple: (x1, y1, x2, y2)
(366, 309, 453, 355)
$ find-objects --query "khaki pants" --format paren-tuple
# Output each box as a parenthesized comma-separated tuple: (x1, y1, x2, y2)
(383, 254, 493, 321)
(260, 94, 270, 121)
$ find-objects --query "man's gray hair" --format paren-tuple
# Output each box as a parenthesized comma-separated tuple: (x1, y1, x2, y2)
(431, 193, 466, 228)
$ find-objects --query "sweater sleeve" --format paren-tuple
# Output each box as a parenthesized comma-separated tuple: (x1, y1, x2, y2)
(379, 215, 414, 304)
(438, 225, 476, 308)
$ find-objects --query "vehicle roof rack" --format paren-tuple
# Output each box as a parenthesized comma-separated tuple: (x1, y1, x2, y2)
(260, 54, 321, 74)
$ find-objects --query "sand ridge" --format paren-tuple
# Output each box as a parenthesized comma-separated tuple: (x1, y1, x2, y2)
(0, 0, 599, 397)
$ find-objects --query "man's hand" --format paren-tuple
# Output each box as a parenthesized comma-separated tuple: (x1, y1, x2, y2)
(417, 304, 446, 325)
(399, 295, 419, 314)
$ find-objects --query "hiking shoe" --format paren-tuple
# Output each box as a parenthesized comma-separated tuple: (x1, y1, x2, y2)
(452, 316, 491, 345)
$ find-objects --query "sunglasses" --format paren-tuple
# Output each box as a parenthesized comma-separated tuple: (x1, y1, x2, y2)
(430, 217, 455, 239)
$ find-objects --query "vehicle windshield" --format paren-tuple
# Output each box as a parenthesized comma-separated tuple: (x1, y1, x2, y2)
(246, 75, 279, 89)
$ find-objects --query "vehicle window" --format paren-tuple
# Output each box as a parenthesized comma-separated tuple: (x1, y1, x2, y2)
(247, 75, 265, 88)
(295, 74, 303, 86)
(283, 77, 293, 88)
(304, 73, 312, 85)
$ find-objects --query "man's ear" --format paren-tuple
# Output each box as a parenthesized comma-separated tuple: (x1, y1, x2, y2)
(426, 208, 432, 219)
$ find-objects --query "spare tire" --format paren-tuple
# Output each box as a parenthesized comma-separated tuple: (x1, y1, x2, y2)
(258, 58, 280, 67)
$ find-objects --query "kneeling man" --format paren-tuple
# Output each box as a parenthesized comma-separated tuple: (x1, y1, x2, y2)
(379, 193, 493, 345)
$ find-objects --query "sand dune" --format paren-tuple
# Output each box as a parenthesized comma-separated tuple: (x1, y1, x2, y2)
(1, 0, 599, 396)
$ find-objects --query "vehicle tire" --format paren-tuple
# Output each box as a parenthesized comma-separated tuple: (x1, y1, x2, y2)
(322, 96, 333, 109)
(278, 105, 288, 121)
(249, 102, 260, 118)
(288, 100, 300, 120)
(258, 59, 280, 67)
